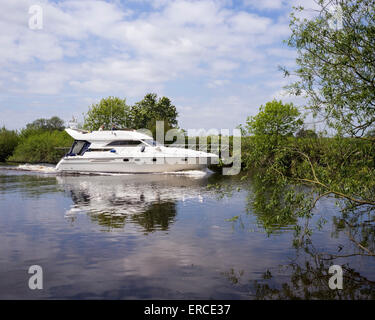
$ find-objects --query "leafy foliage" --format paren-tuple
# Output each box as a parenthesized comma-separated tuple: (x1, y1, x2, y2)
(129, 93, 178, 130)
(284, 0, 375, 136)
(232, 96, 375, 240)
(246, 100, 303, 137)
(83, 97, 130, 131)
(26, 116, 65, 131)
(9, 130, 73, 164)
(83, 94, 179, 132)
(0, 127, 19, 162)
(243, 100, 304, 167)
(233, 1, 375, 244)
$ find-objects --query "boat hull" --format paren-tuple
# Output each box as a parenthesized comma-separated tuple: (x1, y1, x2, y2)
(56, 157, 208, 173)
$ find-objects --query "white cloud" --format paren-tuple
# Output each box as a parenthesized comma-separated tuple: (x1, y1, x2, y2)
(0, 0, 305, 129)
(25, 71, 68, 94)
(207, 79, 229, 88)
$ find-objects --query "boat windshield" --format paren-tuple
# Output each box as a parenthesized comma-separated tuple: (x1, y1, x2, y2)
(141, 139, 161, 147)
(67, 140, 91, 156)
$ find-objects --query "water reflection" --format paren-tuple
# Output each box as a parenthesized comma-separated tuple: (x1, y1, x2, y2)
(51, 172, 375, 299)
(0, 172, 59, 197)
(1, 166, 374, 299)
(217, 175, 375, 299)
(221, 232, 375, 300)
(250, 245, 375, 299)
(57, 174, 208, 232)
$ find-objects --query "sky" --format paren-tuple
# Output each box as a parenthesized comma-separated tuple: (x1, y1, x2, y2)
(0, 0, 319, 131)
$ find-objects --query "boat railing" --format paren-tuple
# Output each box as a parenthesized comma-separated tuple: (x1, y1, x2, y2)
(167, 144, 228, 151)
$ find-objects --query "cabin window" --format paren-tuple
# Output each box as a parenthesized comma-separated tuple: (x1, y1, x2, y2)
(141, 139, 161, 147)
(106, 140, 141, 146)
(67, 141, 91, 156)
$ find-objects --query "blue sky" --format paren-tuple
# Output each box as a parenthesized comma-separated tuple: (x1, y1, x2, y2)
(0, 0, 317, 130)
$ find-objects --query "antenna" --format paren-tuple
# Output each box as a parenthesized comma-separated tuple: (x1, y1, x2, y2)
(110, 99, 113, 131)
(68, 116, 78, 129)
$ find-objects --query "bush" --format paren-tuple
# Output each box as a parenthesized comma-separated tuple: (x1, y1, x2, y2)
(296, 128, 318, 138)
(0, 127, 20, 162)
(9, 130, 73, 164)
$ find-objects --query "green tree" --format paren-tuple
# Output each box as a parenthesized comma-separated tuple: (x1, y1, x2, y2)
(129, 93, 178, 130)
(48, 116, 65, 130)
(243, 100, 304, 168)
(246, 100, 303, 137)
(213, 0, 375, 259)
(83, 97, 130, 131)
(25, 116, 65, 131)
(277, 0, 375, 219)
(0, 127, 19, 162)
(284, 0, 375, 137)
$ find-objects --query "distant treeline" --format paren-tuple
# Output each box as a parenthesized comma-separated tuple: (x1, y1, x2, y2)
(0, 117, 237, 165)
(0, 110, 345, 166)
(0, 117, 73, 164)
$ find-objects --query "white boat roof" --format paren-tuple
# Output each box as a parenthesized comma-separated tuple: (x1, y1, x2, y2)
(65, 128, 153, 142)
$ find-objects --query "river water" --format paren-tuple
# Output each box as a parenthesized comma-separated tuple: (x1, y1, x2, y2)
(0, 164, 374, 299)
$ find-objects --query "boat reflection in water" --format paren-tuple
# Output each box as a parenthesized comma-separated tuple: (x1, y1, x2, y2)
(57, 172, 210, 232)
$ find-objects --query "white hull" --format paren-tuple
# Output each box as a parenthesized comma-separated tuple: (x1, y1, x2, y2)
(56, 157, 208, 173)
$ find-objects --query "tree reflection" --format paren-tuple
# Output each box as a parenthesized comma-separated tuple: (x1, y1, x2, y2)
(250, 243, 375, 300)
(210, 173, 306, 234)
(130, 202, 177, 233)
(333, 204, 375, 257)
(89, 213, 127, 231)
(247, 173, 300, 234)
(59, 174, 205, 232)
(216, 174, 375, 299)
(222, 235, 375, 299)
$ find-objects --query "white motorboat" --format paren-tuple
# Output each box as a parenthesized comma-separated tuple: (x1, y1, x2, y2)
(56, 128, 218, 173)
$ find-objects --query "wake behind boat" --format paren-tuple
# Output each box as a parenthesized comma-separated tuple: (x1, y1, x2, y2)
(56, 128, 218, 174)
